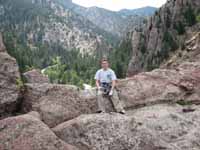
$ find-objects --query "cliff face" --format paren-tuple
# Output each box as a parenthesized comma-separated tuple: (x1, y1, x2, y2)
(127, 0, 200, 76)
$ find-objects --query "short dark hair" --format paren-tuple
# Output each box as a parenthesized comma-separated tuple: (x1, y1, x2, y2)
(101, 58, 108, 63)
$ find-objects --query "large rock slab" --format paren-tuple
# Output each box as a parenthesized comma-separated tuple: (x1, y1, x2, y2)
(22, 83, 78, 111)
(0, 33, 21, 119)
(129, 104, 200, 150)
(53, 113, 174, 150)
(22, 82, 116, 127)
(23, 69, 49, 83)
(117, 62, 200, 109)
(53, 104, 200, 150)
(22, 83, 100, 127)
(0, 112, 78, 150)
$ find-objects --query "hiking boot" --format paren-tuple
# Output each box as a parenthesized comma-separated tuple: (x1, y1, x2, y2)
(119, 110, 126, 114)
(96, 110, 105, 113)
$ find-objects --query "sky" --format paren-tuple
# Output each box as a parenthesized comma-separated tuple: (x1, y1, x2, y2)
(72, 0, 167, 11)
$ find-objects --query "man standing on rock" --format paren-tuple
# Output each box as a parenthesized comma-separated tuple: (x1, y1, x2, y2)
(95, 58, 125, 114)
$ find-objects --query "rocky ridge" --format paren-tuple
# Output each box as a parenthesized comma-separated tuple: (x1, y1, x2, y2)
(70, 5, 154, 38)
(52, 0, 156, 38)
(127, 0, 200, 76)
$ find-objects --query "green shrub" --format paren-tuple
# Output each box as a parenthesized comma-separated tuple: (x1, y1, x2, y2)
(140, 43, 146, 54)
(163, 31, 178, 51)
(184, 4, 196, 26)
(196, 14, 200, 23)
(177, 100, 193, 106)
(16, 78, 24, 90)
(173, 21, 185, 35)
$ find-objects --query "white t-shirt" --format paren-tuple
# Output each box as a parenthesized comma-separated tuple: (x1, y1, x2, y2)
(94, 68, 117, 83)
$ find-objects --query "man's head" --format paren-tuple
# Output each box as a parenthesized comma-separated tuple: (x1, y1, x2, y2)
(101, 58, 109, 70)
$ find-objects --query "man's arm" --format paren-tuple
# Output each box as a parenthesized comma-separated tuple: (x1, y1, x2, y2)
(111, 80, 116, 90)
(111, 70, 117, 90)
(96, 80, 100, 89)
(108, 80, 116, 96)
(95, 70, 100, 89)
(109, 70, 117, 96)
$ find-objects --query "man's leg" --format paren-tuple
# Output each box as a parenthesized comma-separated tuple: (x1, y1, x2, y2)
(96, 89, 106, 113)
(110, 89, 125, 113)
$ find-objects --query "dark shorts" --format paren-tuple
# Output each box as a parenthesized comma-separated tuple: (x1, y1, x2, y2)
(100, 82, 112, 95)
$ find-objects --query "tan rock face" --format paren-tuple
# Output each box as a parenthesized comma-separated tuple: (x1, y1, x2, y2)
(22, 83, 98, 127)
(119, 62, 200, 109)
(22, 82, 117, 127)
(0, 33, 21, 119)
(23, 69, 49, 83)
(0, 112, 78, 150)
(131, 104, 200, 150)
(38, 85, 97, 127)
(53, 113, 174, 150)
(52, 104, 200, 150)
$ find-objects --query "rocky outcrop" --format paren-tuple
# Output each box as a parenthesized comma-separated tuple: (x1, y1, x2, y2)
(22, 83, 96, 127)
(23, 69, 49, 83)
(53, 113, 174, 150)
(118, 61, 200, 109)
(22, 83, 117, 127)
(127, 0, 200, 76)
(53, 103, 200, 150)
(0, 112, 78, 150)
(0, 33, 21, 119)
(131, 104, 200, 150)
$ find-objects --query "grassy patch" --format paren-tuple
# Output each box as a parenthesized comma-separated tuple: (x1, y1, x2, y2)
(176, 100, 193, 106)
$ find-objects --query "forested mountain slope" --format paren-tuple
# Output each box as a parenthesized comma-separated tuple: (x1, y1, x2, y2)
(0, 0, 112, 72)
